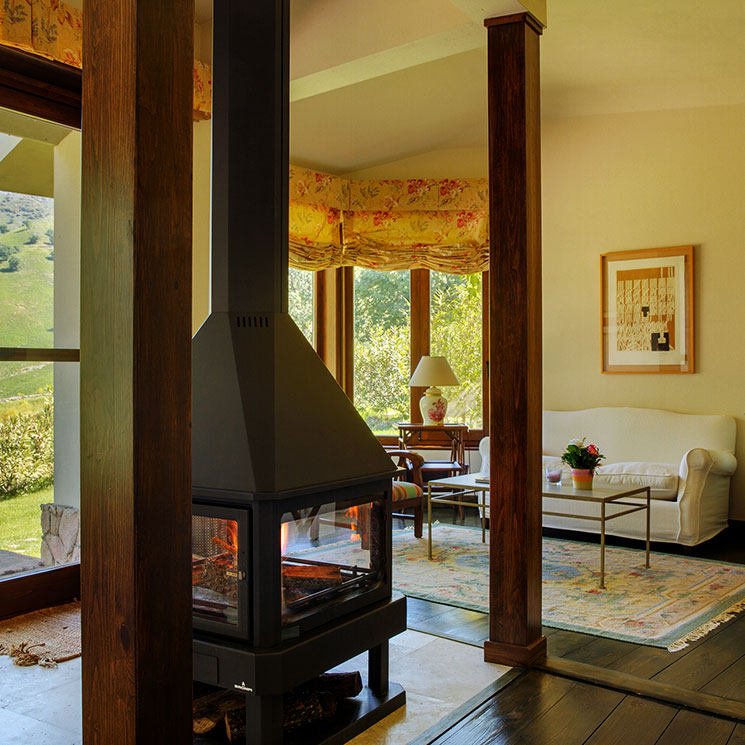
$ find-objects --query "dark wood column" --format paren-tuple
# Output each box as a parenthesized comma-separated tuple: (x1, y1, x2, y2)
(80, 1, 193, 743)
(410, 268, 430, 423)
(484, 12, 546, 667)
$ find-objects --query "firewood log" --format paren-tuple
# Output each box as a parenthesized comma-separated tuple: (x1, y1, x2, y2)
(283, 690, 337, 732)
(282, 564, 342, 593)
(223, 691, 338, 742)
(297, 671, 363, 699)
(192, 689, 244, 734)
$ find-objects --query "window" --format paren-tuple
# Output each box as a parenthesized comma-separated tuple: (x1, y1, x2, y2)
(348, 267, 487, 438)
(430, 272, 483, 429)
(288, 266, 314, 344)
(353, 268, 410, 435)
(0, 111, 80, 578)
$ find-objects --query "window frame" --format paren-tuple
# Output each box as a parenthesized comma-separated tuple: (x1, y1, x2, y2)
(308, 266, 489, 448)
(0, 46, 81, 616)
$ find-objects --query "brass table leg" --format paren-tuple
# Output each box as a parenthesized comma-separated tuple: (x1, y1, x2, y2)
(427, 484, 433, 560)
(645, 486, 651, 568)
(600, 502, 606, 590)
(481, 493, 486, 543)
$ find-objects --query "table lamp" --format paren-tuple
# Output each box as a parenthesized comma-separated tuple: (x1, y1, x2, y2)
(409, 356, 459, 425)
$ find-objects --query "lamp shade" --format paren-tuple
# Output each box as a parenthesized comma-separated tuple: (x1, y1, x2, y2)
(408, 356, 459, 387)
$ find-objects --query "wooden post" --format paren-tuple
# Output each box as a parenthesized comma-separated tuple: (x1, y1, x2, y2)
(484, 12, 546, 667)
(410, 268, 430, 423)
(81, 1, 193, 742)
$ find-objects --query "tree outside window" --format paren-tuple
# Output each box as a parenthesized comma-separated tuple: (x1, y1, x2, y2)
(430, 272, 483, 429)
(353, 268, 410, 435)
(288, 266, 313, 344)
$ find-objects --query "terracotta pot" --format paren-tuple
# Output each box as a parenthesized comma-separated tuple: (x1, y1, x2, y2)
(571, 468, 594, 490)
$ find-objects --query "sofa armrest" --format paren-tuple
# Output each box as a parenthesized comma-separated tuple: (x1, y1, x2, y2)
(677, 448, 733, 544)
(706, 449, 737, 477)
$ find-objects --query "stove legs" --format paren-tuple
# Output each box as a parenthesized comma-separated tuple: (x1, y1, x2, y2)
(368, 641, 389, 696)
(245, 692, 283, 745)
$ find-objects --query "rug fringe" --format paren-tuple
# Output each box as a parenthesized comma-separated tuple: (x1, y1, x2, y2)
(667, 596, 745, 652)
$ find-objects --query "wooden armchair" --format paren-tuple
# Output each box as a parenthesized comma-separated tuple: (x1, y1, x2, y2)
(388, 449, 425, 538)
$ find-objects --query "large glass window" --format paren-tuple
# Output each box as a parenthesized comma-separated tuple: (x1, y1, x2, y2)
(288, 266, 313, 344)
(430, 272, 483, 429)
(353, 268, 410, 435)
(0, 110, 80, 578)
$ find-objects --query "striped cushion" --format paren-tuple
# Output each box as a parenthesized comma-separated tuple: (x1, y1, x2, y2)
(392, 481, 423, 501)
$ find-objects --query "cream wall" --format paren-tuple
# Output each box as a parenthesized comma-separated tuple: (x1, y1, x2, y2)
(542, 103, 745, 519)
(193, 119, 211, 333)
(53, 131, 81, 508)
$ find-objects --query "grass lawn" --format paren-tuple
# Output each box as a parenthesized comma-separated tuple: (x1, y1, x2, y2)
(0, 484, 52, 558)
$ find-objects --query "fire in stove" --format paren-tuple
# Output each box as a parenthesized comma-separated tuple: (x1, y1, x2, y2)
(280, 503, 378, 620)
(192, 517, 240, 626)
(191, 496, 387, 641)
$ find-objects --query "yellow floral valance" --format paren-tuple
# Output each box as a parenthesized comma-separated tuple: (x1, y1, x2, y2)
(0, 0, 213, 121)
(288, 166, 489, 274)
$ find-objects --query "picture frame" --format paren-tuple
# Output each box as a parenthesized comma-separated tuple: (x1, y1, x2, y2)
(601, 245, 694, 374)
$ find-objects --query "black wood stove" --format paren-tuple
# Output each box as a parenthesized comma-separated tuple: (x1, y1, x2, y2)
(190, 2, 406, 743)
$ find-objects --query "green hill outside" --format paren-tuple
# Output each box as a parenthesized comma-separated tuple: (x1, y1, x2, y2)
(0, 190, 54, 406)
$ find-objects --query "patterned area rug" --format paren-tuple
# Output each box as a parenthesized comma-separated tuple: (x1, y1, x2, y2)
(305, 525, 745, 650)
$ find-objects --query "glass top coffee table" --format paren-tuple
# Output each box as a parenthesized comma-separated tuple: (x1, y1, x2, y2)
(426, 474, 651, 589)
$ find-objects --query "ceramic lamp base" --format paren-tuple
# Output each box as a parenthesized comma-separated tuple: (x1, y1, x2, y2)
(419, 387, 448, 425)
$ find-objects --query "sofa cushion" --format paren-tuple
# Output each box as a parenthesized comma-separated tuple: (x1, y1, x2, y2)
(392, 481, 423, 502)
(541, 456, 679, 500)
(594, 462, 679, 500)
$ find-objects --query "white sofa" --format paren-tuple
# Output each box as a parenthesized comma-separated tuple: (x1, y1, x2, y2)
(481, 407, 737, 546)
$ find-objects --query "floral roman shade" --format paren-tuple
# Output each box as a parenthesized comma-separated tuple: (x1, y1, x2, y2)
(0, 0, 213, 121)
(288, 166, 489, 274)
(0, 0, 82, 67)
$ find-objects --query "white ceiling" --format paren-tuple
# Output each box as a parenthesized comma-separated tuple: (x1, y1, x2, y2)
(286, 0, 745, 174)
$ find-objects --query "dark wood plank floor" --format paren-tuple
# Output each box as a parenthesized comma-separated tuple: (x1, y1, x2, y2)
(425, 669, 743, 745)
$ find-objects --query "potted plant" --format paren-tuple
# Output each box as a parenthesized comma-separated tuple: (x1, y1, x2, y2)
(561, 438, 605, 490)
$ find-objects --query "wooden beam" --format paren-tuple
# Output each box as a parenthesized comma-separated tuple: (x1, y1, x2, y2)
(540, 657, 745, 723)
(484, 12, 545, 667)
(0, 46, 81, 128)
(342, 266, 355, 398)
(410, 268, 430, 423)
(0, 562, 80, 621)
(317, 266, 354, 398)
(80, 1, 193, 742)
(0, 347, 79, 362)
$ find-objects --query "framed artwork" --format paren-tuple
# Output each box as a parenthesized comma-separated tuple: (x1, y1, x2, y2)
(601, 246, 694, 374)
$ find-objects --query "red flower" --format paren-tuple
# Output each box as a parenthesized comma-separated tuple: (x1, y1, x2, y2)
(587, 444, 598, 456)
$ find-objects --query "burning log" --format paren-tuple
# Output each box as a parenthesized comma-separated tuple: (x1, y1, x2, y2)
(194, 555, 238, 598)
(282, 564, 342, 593)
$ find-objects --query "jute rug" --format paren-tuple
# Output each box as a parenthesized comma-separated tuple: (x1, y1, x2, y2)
(0, 601, 80, 667)
(304, 525, 745, 651)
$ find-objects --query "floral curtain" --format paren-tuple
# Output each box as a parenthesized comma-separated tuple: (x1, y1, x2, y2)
(288, 166, 490, 274)
(0, 0, 213, 121)
(341, 209, 488, 274)
(288, 201, 343, 271)
(0, 0, 83, 67)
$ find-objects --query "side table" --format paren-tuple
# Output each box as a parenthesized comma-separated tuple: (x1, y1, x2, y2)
(396, 423, 469, 479)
